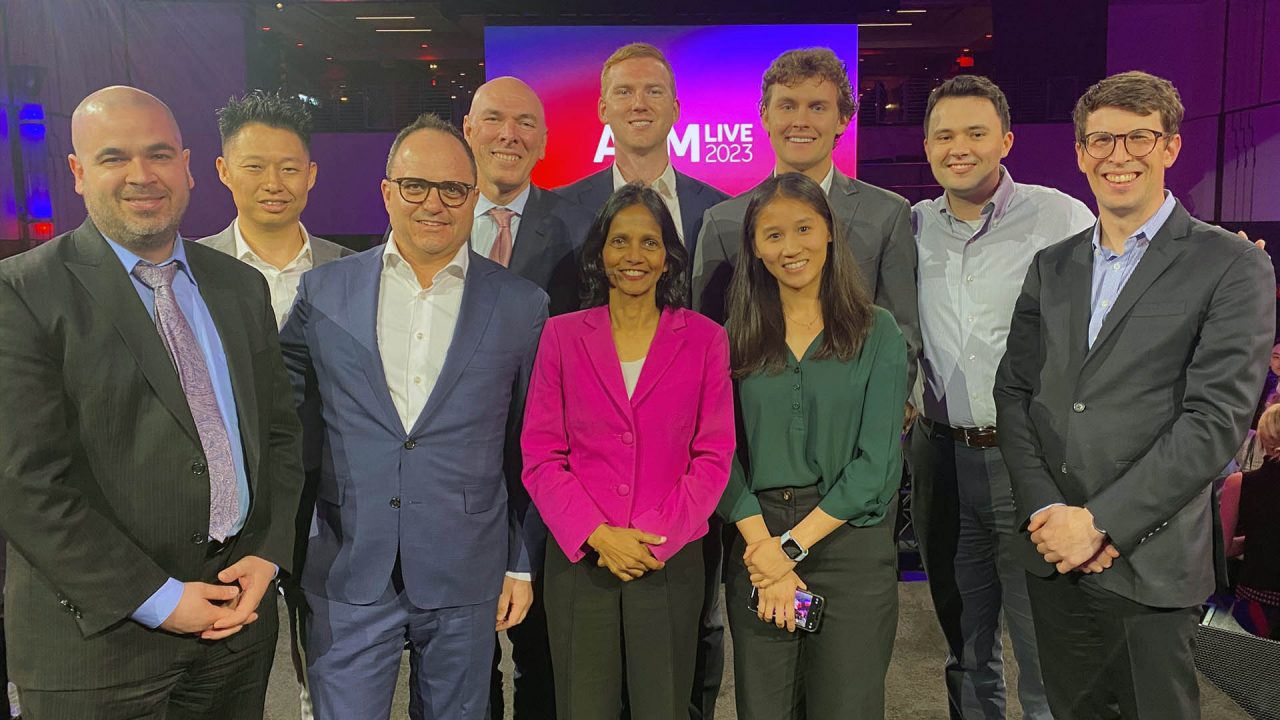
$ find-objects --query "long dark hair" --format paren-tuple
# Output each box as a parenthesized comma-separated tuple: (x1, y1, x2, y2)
(579, 183, 689, 310)
(725, 172, 872, 378)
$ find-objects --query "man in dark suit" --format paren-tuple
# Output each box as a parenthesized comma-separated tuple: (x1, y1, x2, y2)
(0, 86, 303, 719)
(281, 113, 546, 720)
(691, 48, 919, 373)
(556, 43, 728, 265)
(199, 89, 353, 720)
(461, 76, 588, 719)
(995, 71, 1275, 720)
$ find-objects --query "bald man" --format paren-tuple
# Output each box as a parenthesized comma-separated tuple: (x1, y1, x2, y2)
(0, 86, 303, 719)
(462, 76, 588, 719)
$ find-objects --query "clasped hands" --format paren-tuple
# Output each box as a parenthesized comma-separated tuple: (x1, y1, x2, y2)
(159, 554, 276, 640)
(1028, 505, 1120, 574)
(587, 524, 666, 582)
(745, 536, 806, 633)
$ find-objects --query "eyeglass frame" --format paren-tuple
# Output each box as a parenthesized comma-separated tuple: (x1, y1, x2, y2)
(1078, 129, 1169, 160)
(385, 176, 477, 207)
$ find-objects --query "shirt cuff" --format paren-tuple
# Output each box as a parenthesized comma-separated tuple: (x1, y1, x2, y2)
(131, 577, 184, 629)
(505, 572, 532, 582)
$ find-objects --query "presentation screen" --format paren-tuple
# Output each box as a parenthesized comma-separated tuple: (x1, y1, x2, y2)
(484, 25, 858, 196)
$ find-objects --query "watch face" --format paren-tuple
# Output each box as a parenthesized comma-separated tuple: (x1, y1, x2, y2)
(782, 539, 803, 560)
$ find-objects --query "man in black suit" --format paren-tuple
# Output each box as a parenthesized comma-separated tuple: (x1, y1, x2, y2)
(995, 71, 1275, 720)
(0, 86, 303, 719)
(556, 43, 727, 264)
(464, 76, 591, 318)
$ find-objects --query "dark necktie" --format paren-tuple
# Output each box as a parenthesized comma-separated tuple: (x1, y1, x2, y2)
(132, 261, 240, 541)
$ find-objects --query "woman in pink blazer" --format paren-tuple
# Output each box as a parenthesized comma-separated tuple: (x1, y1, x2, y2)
(522, 184, 734, 720)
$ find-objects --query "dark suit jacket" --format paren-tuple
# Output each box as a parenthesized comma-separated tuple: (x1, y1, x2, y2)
(280, 249, 548, 609)
(690, 169, 921, 384)
(508, 185, 593, 316)
(994, 201, 1274, 608)
(0, 221, 304, 689)
(555, 165, 729, 266)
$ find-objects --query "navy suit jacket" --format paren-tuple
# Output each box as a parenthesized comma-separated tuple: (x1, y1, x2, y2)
(509, 185, 593, 316)
(555, 165, 729, 265)
(280, 247, 549, 609)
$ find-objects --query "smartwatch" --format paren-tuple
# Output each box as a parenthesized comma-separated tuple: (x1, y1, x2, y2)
(780, 531, 808, 562)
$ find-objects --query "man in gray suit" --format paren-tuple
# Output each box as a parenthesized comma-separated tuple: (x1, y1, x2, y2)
(995, 71, 1275, 720)
(691, 47, 920, 376)
(199, 90, 352, 720)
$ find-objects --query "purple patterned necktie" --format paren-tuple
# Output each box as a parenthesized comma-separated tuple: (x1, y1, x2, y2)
(132, 261, 240, 541)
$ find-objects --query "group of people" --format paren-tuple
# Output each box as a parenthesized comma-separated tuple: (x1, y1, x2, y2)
(0, 38, 1274, 720)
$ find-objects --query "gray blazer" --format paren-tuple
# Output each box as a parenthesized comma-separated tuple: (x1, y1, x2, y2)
(690, 169, 920, 383)
(994, 201, 1275, 608)
(198, 221, 354, 267)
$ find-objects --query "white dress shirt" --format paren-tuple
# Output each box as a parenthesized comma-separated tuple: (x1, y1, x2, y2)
(613, 161, 683, 240)
(378, 234, 530, 582)
(774, 164, 835, 194)
(233, 221, 314, 329)
(472, 184, 532, 258)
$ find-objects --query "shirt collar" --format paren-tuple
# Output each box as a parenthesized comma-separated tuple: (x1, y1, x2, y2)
(102, 231, 197, 286)
(612, 161, 678, 200)
(771, 165, 835, 194)
(232, 219, 313, 267)
(935, 165, 1016, 226)
(475, 183, 532, 219)
(1090, 190, 1176, 258)
(383, 231, 470, 286)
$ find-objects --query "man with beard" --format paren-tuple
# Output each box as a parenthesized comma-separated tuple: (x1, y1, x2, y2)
(0, 86, 303, 719)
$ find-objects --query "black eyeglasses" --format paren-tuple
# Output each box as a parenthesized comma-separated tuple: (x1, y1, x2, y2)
(1080, 129, 1167, 159)
(386, 177, 475, 207)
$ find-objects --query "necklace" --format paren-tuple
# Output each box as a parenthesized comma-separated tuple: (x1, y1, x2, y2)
(784, 310, 822, 328)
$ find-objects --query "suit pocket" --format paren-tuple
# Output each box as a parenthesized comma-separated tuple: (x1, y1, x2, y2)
(464, 483, 503, 514)
(1129, 301, 1185, 317)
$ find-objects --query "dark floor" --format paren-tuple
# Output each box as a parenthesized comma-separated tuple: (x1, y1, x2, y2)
(263, 582, 1251, 720)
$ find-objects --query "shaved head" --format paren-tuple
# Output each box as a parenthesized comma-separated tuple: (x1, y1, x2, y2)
(463, 76, 547, 204)
(68, 85, 193, 260)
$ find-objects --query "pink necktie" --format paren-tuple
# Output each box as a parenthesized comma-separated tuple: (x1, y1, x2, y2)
(132, 261, 241, 541)
(488, 207, 515, 267)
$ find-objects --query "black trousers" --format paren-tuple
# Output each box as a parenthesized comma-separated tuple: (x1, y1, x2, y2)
(1025, 571, 1201, 720)
(725, 486, 898, 720)
(689, 516, 730, 720)
(490, 574, 556, 719)
(544, 536, 705, 720)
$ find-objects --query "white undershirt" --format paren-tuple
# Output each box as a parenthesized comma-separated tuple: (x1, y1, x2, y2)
(620, 357, 646, 399)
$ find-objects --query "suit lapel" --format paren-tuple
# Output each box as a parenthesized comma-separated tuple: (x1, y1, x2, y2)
(579, 306, 632, 419)
(1066, 236, 1094, 371)
(829, 170, 865, 247)
(342, 250, 403, 434)
(64, 223, 201, 446)
(188, 243, 262, 480)
(410, 254, 499, 434)
(674, 173, 702, 246)
(1084, 205, 1191, 362)
(630, 308, 685, 407)
(508, 186, 550, 278)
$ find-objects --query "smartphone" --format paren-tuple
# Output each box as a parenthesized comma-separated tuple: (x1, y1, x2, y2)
(748, 586, 825, 632)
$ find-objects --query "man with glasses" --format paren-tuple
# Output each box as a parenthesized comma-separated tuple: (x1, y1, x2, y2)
(280, 113, 548, 720)
(995, 71, 1274, 719)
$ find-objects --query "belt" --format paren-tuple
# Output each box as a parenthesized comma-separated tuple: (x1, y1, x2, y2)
(920, 416, 999, 449)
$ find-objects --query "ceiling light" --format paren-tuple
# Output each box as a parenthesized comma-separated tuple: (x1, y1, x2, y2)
(374, 28, 432, 33)
(858, 22, 912, 27)
(896, 8, 927, 13)
(356, 16, 415, 20)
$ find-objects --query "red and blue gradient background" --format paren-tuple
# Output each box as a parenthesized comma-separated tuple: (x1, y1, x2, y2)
(485, 25, 858, 196)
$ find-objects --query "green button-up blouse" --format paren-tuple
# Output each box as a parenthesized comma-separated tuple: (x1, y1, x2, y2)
(718, 306, 908, 526)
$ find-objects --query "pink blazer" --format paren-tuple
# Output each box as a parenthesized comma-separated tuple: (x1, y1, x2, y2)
(522, 305, 735, 563)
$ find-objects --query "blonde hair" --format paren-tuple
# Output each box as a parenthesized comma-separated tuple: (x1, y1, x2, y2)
(600, 42, 676, 97)
(1258, 403, 1280, 459)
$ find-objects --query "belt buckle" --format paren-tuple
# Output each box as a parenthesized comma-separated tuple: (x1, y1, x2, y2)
(961, 426, 978, 447)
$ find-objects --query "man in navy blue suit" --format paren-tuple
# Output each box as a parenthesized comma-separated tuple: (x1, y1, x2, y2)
(280, 113, 548, 720)
(556, 42, 727, 267)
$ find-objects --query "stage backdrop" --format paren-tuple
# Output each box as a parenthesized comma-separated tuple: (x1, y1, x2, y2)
(485, 25, 858, 196)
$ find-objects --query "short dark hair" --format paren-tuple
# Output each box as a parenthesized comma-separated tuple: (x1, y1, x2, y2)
(1072, 70, 1183, 142)
(923, 75, 1011, 134)
(726, 173, 873, 378)
(760, 48, 858, 140)
(579, 184, 689, 311)
(385, 113, 476, 181)
(216, 90, 313, 152)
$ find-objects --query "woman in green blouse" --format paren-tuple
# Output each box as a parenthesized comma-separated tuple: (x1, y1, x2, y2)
(719, 172, 907, 719)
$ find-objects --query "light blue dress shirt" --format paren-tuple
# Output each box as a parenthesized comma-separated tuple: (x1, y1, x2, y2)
(103, 236, 252, 628)
(1088, 191, 1177, 347)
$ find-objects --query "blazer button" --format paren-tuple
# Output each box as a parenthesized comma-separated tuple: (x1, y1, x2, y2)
(192, 461, 207, 476)
(782, 489, 793, 501)
(1060, 462, 1068, 475)
(1072, 402, 1085, 413)
(617, 484, 630, 496)
(621, 431, 634, 445)
(390, 497, 401, 509)
(191, 532, 206, 545)
(403, 439, 416, 450)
